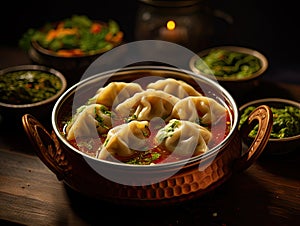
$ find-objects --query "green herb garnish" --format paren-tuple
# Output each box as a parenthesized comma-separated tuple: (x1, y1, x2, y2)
(239, 105, 300, 138)
(195, 49, 261, 78)
(19, 15, 123, 56)
(157, 119, 180, 143)
(126, 151, 161, 165)
(0, 70, 61, 104)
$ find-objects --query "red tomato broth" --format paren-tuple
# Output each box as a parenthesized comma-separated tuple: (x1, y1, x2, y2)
(65, 109, 231, 164)
(207, 110, 231, 148)
(68, 136, 107, 157)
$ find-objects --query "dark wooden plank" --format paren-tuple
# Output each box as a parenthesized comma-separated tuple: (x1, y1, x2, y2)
(1, 148, 300, 226)
(0, 45, 299, 225)
(0, 149, 89, 226)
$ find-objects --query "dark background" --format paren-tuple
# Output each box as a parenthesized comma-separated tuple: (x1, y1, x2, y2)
(1, 0, 299, 84)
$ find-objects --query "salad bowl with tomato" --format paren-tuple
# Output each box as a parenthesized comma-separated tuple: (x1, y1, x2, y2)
(19, 15, 124, 86)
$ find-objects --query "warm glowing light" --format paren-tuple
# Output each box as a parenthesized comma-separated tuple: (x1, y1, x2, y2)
(166, 20, 176, 31)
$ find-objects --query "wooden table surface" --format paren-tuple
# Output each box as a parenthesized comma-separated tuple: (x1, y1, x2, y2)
(0, 48, 300, 226)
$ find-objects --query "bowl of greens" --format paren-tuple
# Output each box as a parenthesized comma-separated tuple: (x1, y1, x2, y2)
(239, 98, 300, 155)
(19, 15, 124, 86)
(189, 46, 268, 98)
(0, 64, 67, 123)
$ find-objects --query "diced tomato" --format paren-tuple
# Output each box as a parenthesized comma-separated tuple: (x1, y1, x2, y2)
(90, 23, 102, 34)
(57, 49, 84, 57)
(110, 31, 123, 43)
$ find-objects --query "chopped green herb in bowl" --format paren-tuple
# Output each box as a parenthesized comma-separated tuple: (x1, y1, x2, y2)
(240, 105, 300, 138)
(189, 46, 269, 100)
(0, 70, 62, 105)
(194, 49, 261, 79)
(190, 46, 268, 81)
(239, 98, 300, 155)
(0, 65, 67, 120)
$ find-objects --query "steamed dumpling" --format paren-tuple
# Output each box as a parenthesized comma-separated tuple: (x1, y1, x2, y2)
(87, 82, 144, 108)
(65, 104, 112, 141)
(169, 96, 227, 125)
(114, 89, 180, 121)
(155, 119, 212, 157)
(147, 78, 202, 98)
(97, 120, 150, 160)
(64, 77, 229, 164)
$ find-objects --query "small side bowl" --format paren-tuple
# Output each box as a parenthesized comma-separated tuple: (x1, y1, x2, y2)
(0, 64, 67, 121)
(189, 46, 268, 98)
(21, 16, 124, 86)
(239, 98, 300, 155)
(28, 42, 104, 86)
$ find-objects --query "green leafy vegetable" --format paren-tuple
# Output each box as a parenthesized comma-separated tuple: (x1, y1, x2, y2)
(126, 151, 161, 165)
(156, 119, 180, 143)
(19, 15, 123, 56)
(0, 70, 62, 104)
(95, 106, 111, 129)
(195, 49, 262, 78)
(239, 105, 300, 138)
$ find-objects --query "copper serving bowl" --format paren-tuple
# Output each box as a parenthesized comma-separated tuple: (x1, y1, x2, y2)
(22, 66, 273, 206)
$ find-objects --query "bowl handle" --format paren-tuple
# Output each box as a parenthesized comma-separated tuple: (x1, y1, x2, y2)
(234, 105, 273, 171)
(22, 114, 72, 181)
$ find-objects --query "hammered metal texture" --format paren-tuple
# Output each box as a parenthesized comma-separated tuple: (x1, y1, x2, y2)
(23, 114, 72, 180)
(66, 130, 243, 206)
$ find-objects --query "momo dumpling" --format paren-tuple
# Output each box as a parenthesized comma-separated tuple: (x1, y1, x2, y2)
(87, 82, 144, 108)
(65, 104, 112, 141)
(97, 120, 150, 160)
(155, 119, 212, 157)
(114, 89, 180, 121)
(147, 78, 202, 98)
(169, 96, 227, 125)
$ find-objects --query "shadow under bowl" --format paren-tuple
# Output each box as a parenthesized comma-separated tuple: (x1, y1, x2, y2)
(28, 40, 115, 86)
